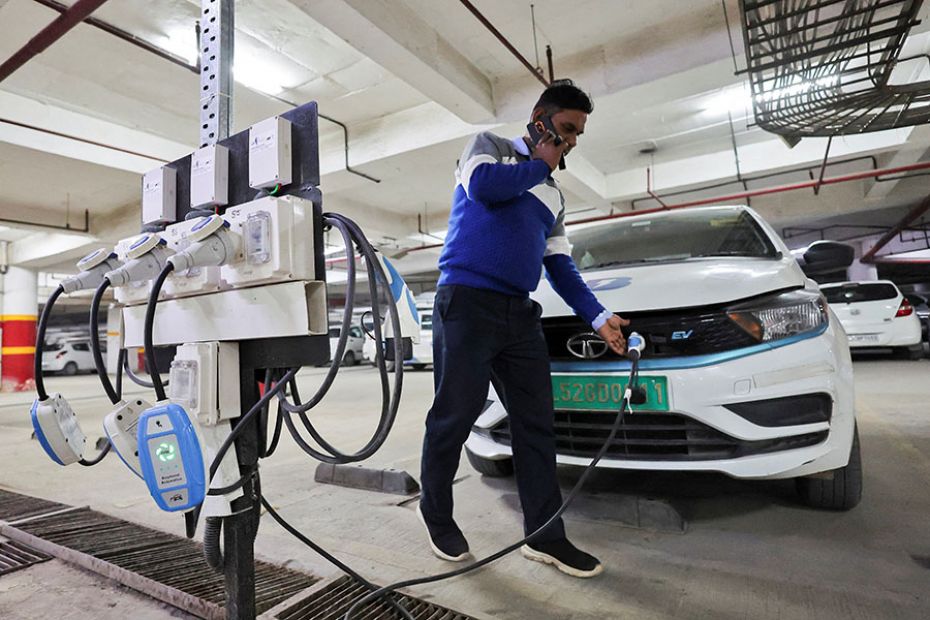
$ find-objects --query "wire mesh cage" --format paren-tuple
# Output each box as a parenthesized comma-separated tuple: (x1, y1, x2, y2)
(739, 0, 930, 137)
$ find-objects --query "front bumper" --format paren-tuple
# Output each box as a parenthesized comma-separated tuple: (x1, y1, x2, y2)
(466, 323, 856, 480)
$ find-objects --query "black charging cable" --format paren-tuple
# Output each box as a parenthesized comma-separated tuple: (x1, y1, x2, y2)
(341, 346, 642, 619)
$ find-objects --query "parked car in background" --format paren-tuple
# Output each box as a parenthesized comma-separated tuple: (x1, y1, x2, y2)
(41, 341, 96, 375)
(327, 325, 365, 366)
(904, 292, 929, 343)
(821, 281, 923, 359)
(362, 298, 434, 371)
(465, 205, 862, 510)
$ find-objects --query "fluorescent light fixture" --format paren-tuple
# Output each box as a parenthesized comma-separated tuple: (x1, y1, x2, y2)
(234, 55, 286, 96)
(161, 28, 199, 66)
(703, 84, 752, 115)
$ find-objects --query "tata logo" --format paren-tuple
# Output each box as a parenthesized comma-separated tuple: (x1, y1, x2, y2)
(671, 330, 694, 340)
(566, 332, 609, 360)
(586, 277, 633, 292)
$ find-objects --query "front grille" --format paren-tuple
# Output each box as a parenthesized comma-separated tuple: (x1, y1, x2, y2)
(543, 310, 758, 361)
(486, 411, 827, 461)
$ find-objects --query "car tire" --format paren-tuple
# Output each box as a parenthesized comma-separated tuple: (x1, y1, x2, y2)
(413, 364, 427, 371)
(795, 425, 862, 511)
(343, 351, 356, 366)
(63, 362, 78, 376)
(465, 446, 514, 478)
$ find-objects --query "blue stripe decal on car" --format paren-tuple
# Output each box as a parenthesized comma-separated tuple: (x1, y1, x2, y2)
(551, 323, 829, 372)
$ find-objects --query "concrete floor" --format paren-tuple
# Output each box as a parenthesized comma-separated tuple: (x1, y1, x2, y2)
(1, 356, 929, 619)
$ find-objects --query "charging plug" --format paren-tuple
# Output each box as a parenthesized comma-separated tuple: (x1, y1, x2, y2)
(61, 249, 123, 294)
(103, 398, 152, 477)
(30, 394, 86, 465)
(167, 215, 239, 272)
(106, 234, 173, 286)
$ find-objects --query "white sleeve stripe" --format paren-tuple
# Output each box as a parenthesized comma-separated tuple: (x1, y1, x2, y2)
(545, 235, 572, 257)
(458, 154, 499, 196)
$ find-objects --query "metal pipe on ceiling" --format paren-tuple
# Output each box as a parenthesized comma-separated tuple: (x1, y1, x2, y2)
(29, 0, 194, 71)
(860, 195, 930, 263)
(569, 159, 930, 226)
(0, 0, 111, 84)
(390, 159, 930, 258)
(26, 0, 380, 184)
(0, 117, 169, 162)
(459, 0, 549, 86)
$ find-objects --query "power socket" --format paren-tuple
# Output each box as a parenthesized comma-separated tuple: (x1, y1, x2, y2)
(221, 195, 315, 288)
(162, 218, 223, 299)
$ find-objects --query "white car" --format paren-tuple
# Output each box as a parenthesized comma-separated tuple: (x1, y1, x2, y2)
(465, 205, 862, 510)
(328, 325, 365, 366)
(41, 341, 96, 375)
(821, 280, 923, 359)
(362, 307, 434, 370)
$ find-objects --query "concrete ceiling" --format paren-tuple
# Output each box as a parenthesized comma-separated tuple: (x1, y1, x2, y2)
(2, 0, 930, 277)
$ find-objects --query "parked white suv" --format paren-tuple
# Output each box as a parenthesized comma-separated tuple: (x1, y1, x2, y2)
(41, 341, 96, 375)
(821, 280, 923, 359)
(465, 206, 862, 510)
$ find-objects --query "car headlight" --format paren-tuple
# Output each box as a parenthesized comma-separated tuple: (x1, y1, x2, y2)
(727, 289, 828, 342)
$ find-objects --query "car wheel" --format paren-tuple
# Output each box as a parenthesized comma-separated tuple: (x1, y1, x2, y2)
(342, 351, 356, 366)
(412, 364, 427, 371)
(63, 362, 78, 376)
(465, 446, 514, 478)
(795, 424, 862, 511)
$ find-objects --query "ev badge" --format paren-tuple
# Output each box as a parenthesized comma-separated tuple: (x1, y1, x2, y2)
(566, 332, 609, 360)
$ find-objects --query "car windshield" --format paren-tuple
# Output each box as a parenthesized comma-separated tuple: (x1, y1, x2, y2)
(822, 283, 898, 304)
(570, 210, 779, 271)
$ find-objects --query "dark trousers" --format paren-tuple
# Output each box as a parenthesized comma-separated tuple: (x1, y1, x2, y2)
(420, 284, 566, 543)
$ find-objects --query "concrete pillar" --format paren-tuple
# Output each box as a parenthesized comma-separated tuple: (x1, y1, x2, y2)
(1, 266, 38, 392)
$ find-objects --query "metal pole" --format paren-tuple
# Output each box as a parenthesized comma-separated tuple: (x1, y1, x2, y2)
(199, 0, 233, 147)
(196, 1, 256, 617)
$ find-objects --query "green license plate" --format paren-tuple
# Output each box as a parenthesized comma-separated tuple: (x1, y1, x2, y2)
(552, 375, 669, 412)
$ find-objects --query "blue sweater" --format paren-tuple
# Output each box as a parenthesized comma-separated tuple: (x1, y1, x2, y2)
(438, 132, 608, 327)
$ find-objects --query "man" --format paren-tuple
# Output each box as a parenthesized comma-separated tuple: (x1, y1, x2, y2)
(418, 80, 628, 578)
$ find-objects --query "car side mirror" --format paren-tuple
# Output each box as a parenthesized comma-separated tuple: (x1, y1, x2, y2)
(796, 241, 855, 276)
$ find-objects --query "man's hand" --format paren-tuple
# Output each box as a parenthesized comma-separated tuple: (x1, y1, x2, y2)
(597, 314, 630, 355)
(532, 132, 569, 172)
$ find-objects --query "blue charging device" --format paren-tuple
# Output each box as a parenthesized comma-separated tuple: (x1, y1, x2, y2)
(137, 403, 205, 512)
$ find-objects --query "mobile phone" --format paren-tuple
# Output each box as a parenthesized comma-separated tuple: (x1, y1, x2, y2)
(526, 115, 566, 170)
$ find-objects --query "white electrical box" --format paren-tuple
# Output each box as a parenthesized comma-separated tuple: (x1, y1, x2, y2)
(249, 116, 292, 189)
(169, 342, 243, 517)
(162, 218, 223, 299)
(222, 195, 314, 287)
(169, 341, 240, 425)
(190, 144, 229, 209)
(142, 166, 177, 226)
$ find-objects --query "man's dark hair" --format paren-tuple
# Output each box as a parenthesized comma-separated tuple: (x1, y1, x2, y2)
(533, 79, 593, 117)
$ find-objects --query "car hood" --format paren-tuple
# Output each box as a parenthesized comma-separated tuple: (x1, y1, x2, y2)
(533, 256, 807, 316)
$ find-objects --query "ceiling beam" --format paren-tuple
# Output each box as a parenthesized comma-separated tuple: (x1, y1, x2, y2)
(290, 0, 494, 123)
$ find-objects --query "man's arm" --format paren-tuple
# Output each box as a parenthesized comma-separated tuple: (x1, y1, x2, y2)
(543, 214, 629, 354)
(457, 132, 551, 204)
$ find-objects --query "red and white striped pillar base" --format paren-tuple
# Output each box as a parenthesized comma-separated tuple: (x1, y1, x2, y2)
(1, 266, 38, 392)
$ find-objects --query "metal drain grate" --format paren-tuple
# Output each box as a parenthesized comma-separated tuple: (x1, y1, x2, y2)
(274, 575, 477, 620)
(0, 488, 70, 522)
(7, 507, 318, 617)
(0, 540, 52, 576)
